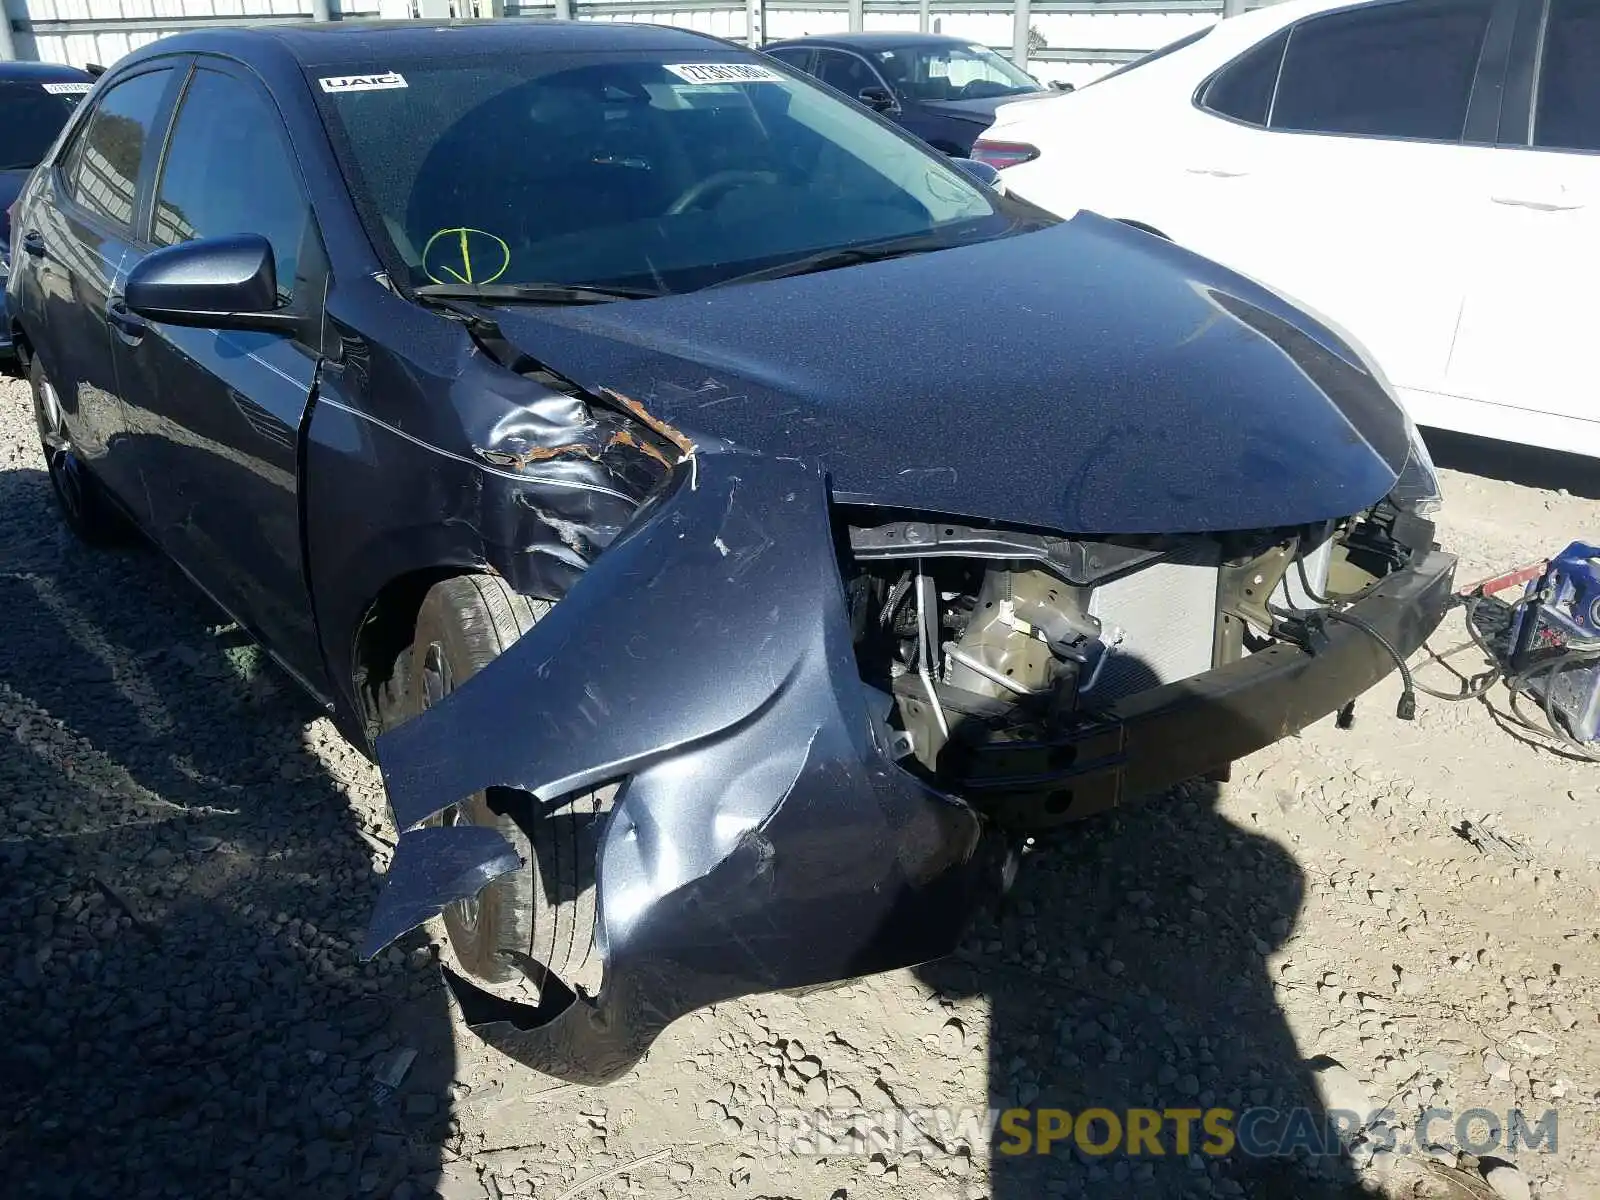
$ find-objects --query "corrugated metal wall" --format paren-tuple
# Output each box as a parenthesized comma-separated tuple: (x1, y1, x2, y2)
(9, 0, 408, 68)
(2, 0, 1218, 89)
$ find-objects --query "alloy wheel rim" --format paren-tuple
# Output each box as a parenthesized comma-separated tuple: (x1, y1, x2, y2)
(38, 378, 86, 525)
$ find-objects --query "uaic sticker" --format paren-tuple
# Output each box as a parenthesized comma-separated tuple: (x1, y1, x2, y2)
(664, 62, 785, 85)
(42, 81, 93, 95)
(319, 72, 408, 93)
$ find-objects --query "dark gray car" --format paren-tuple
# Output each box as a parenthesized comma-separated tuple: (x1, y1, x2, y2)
(0, 61, 94, 358)
(765, 32, 1052, 155)
(8, 19, 1454, 1085)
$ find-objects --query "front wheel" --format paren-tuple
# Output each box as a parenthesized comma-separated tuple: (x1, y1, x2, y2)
(380, 574, 608, 999)
(30, 356, 127, 545)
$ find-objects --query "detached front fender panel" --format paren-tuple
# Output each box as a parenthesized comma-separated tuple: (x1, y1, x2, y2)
(365, 452, 994, 1082)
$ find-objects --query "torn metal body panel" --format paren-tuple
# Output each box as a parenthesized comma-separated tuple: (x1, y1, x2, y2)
(303, 312, 670, 743)
(369, 454, 993, 1082)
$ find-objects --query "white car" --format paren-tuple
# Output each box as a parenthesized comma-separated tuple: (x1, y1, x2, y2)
(976, 0, 1600, 458)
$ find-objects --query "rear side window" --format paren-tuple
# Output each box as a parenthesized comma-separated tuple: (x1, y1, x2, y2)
(65, 68, 174, 229)
(1201, 29, 1287, 124)
(1269, 0, 1494, 141)
(151, 69, 310, 302)
(1534, 0, 1600, 151)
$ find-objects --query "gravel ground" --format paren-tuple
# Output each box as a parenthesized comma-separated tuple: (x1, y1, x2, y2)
(3, 371, 1598, 1200)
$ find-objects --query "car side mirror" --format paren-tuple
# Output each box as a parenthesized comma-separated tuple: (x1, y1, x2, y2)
(125, 234, 301, 334)
(858, 86, 898, 113)
(1049, 80, 1075, 92)
(949, 157, 1004, 192)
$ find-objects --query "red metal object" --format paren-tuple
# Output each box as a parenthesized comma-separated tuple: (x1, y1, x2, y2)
(1458, 560, 1549, 599)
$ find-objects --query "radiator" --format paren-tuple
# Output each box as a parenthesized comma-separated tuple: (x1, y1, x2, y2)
(1084, 542, 1221, 702)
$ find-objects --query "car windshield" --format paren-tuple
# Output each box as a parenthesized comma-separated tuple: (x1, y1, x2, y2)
(876, 43, 1041, 101)
(313, 50, 1005, 296)
(0, 80, 88, 171)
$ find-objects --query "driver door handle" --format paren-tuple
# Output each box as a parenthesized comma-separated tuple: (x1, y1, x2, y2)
(107, 298, 148, 344)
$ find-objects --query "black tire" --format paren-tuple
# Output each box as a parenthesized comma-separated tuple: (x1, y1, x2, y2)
(385, 575, 608, 997)
(30, 355, 127, 545)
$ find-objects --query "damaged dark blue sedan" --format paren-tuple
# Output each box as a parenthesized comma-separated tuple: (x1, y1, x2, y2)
(7, 20, 1455, 1084)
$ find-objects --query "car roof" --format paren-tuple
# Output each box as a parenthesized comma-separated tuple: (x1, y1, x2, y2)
(1250, 0, 1399, 19)
(116, 19, 733, 70)
(766, 32, 981, 50)
(0, 60, 93, 82)
(1062, 0, 1403, 86)
(1198, 0, 1402, 44)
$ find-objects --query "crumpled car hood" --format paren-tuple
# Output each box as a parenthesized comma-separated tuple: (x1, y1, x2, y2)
(491, 211, 1410, 535)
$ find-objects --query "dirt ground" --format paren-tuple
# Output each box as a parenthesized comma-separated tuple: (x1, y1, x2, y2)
(3, 371, 1597, 1200)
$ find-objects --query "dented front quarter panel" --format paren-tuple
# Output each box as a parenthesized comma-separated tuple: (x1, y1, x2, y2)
(304, 297, 666, 740)
(366, 453, 994, 1083)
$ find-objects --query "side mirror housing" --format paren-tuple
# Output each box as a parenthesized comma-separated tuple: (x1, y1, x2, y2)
(858, 85, 898, 113)
(125, 234, 300, 334)
(1049, 80, 1076, 92)
(949, 157, 1005, 192)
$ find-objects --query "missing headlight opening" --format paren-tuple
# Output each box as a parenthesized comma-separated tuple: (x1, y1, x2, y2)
(838, 501, 1428, 830)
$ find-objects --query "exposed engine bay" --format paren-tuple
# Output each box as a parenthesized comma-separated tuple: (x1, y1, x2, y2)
(838, 501, 1432, 830)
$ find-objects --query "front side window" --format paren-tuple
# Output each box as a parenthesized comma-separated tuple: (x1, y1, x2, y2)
(1534, 0, 1600, 152)
(1269, 0, 1493, 141)
(0, 79, 90, 171)
(884, 43, 1040, 101)
(315, 52, 1006, 295)
(67, 68, 174, 229)
(152, 68, 310, 303)
(814, 50, 883, 98)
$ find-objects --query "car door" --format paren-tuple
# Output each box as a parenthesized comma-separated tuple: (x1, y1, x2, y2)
(1443, 0, 1600, 452)
(1181, 0, 1515, 410)
(110, 59, 328, 693)
(20, 64, 181, 512)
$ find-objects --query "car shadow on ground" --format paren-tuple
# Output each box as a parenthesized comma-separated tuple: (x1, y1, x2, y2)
(1424, 427, 1600, 500)
(0, 467, 456, 1200)
(918, 777, 1367, 1198)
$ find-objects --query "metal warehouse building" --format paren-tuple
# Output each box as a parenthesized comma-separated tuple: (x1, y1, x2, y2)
(0, 0, 1232, 88)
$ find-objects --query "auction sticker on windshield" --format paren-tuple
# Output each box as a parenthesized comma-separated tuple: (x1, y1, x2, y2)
(42, 82, 92, 95)
(664, 63, 785, 85)
(319, 72, 408, 93)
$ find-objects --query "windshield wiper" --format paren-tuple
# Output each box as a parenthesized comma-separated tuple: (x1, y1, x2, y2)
(706, 233, 963, 290)
(414, 281, 663, 306)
